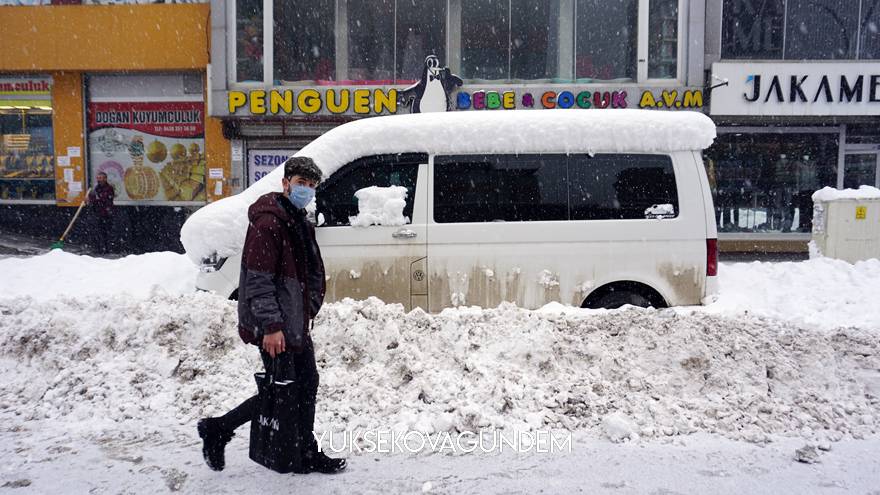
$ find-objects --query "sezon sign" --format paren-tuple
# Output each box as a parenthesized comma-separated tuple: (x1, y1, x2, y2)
(711, 62, 880, 116)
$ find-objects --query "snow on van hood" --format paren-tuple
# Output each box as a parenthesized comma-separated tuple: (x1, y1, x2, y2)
(181, 109, 716, 263)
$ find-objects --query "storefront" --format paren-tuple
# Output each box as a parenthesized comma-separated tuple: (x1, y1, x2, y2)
(704, 0, 880, 251)
(209, 0, 708, 190)
(0, 1, 229, 253)
(706, 68, 880, 249)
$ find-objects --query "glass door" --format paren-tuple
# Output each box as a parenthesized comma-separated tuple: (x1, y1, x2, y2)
(843, 152, 879, 189)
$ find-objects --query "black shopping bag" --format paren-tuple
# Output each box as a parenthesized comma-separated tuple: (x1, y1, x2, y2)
(249, 363, 302, 473)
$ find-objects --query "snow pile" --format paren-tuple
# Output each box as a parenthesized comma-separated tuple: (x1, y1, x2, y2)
(0, 250, 197, 300)
(349, 186, 409, 227)
(181, 109, 716, 264)
(702, 258, 880, 331)
(2, 295, 878, 445)
(812, 185, 880, 202)
(602, 412, 639, 443)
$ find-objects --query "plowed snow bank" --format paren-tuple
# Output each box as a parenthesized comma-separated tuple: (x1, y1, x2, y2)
(2, 295, 877, 444)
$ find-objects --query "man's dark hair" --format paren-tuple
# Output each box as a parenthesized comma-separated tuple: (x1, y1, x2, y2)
(284, 156, 322, 185)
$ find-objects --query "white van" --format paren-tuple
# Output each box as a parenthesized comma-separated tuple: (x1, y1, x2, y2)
(182, 109, 718, 310)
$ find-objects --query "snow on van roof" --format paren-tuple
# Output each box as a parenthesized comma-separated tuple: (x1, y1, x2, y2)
(181, 109, 716, 263)
(300, 109, 716, 177)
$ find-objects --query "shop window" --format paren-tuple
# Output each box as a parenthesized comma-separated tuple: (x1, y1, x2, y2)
(845, 124, 880, 144)
(568, 154, 678, 220)
(785, 0, 859, 59)
(461, 0, 510, 80)
(236, 0, 263, 82)
(510, 1, 560, 80)
(843, 154, 878, 189)
(704, 132, 839, 234)
(648, 0, 679, 79)
(433, 154, 569, 223)
(0, 108, 55, 202)
(348, 0, 447, 83)
(722, 0, 875, 60)
(274, 0, 336, 83)
(575, 0, 638, 81)
(721, 0, 785, 59)
(87, 74, 206, 204)
(396, 0, 447, 82)
(859, 0, 880, 59)
(316, 154, 422, 227)
(347, 0, 395, 83)
(460, 0, 562, 81)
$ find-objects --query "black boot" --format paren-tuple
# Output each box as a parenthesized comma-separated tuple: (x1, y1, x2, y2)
(197, 418, 234, 471)
(297, 450, 347, 474)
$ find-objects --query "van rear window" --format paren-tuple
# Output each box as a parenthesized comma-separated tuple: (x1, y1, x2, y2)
(433, 153, 678, 223)
(568, 154, 678, 220)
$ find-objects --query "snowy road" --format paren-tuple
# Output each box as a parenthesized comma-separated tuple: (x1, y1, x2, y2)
(3, 424, 879, 494)
(0, 251, 879, 493)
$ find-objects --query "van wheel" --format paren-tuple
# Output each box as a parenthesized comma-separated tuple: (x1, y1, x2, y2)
(592, 291, 652, 309)
(229, 289, 239, 301)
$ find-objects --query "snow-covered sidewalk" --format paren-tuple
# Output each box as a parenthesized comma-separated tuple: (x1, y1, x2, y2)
(3, 425, 878, 494)
(0, 251, 878, 493)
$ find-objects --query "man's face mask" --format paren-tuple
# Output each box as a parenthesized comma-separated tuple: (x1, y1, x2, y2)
(288, 184, 315, 209)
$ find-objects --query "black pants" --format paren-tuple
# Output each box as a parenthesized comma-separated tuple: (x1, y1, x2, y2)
(93, 214, 113, 254)
(218, 335, 320, 452)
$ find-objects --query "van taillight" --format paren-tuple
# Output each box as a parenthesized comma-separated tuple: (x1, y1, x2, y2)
(706, 239, 718, 276)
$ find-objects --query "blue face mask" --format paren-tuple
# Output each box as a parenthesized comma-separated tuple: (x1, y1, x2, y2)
(288, 184, 315, 209)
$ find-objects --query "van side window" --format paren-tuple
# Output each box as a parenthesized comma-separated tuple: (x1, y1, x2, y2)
(316, 153, 424, 227)
(433, 153, 678, 223)
(568, 154, 678, 220)
(434, 154, 568, 223)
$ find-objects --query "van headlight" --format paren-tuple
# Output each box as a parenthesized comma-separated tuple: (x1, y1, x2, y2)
(200, 253, 228, 273)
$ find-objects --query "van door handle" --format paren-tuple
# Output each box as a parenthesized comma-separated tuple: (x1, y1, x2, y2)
(392, 228, 417, 239)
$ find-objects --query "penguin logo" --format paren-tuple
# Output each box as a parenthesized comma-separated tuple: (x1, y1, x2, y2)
(397, 55, 463, 113)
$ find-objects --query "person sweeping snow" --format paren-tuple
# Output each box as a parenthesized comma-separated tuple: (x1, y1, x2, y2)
(87, 172, 115, 254)
(197, 156, 346, 474)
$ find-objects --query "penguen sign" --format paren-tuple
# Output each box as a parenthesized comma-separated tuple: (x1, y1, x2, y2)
(228, 89, 398, 116)
(224, 86, 703, 116)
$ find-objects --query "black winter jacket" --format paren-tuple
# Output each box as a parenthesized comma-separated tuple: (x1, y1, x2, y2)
(237, 192, 326, 348)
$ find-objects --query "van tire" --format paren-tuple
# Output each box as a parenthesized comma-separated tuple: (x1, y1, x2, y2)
(229, 289, 239, 301)
(582, 282, 666, 309)
(593, 291, 651, 309)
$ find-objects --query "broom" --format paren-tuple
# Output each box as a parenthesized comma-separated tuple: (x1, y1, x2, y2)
(51, 187, 92, 250)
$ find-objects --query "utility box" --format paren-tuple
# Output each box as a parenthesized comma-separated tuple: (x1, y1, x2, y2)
(812, 187, 880, 263)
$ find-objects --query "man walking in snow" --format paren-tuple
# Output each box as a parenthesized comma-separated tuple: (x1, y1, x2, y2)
(197, 156, 346, 474)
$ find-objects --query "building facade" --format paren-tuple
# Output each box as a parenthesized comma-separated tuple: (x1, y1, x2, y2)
(207, 0, 709, 205)
(2, 1, 878, 254)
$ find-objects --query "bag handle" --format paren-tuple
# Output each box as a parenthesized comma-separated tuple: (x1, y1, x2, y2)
(269, 357, 279, 384)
